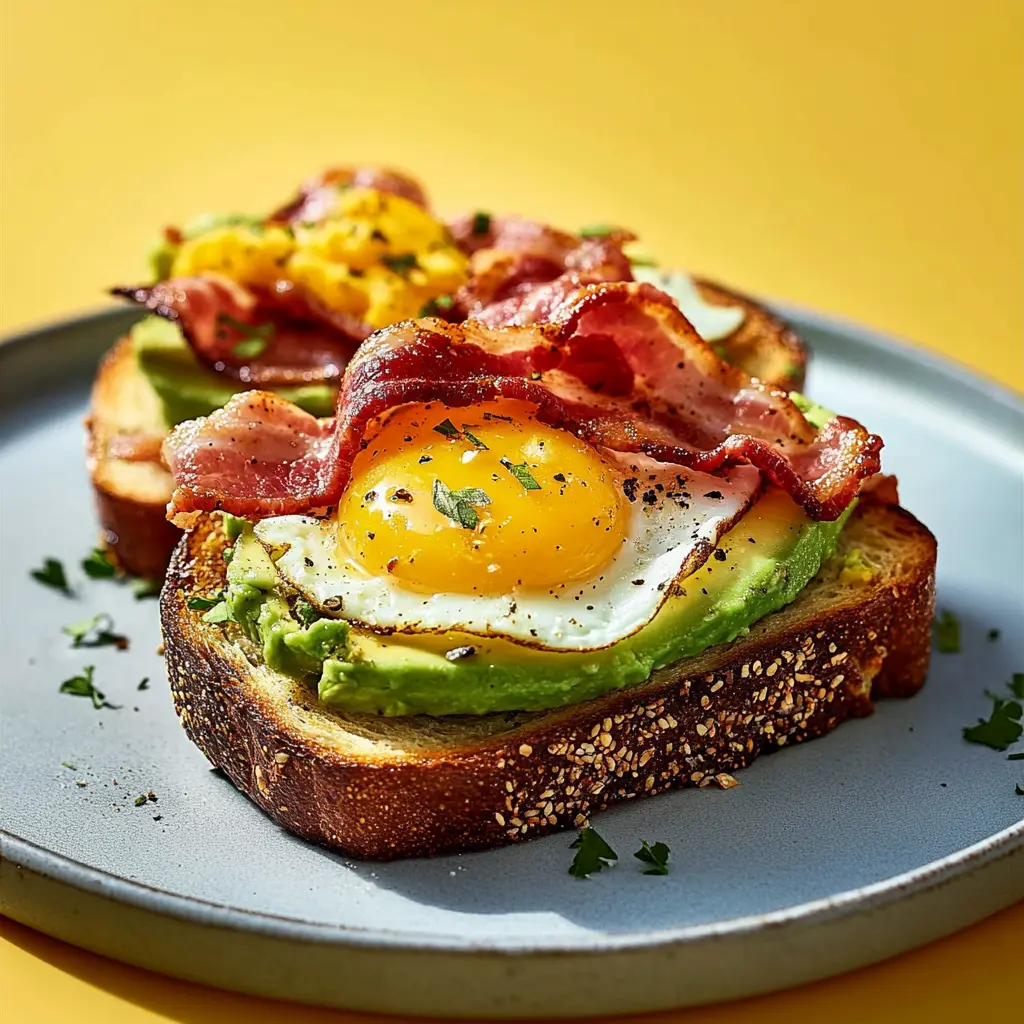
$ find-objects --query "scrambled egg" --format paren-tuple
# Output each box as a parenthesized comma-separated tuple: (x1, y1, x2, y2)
(169, 188, 468, 328)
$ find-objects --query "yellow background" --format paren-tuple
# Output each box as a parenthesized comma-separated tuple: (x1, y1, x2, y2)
(1, 0, 1021, 1020)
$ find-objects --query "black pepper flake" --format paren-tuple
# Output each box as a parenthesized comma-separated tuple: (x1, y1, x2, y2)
(418, 455, 433, 464)
(713, 549, 727, 562)
(366, 532, 375, 541)
(632, 579, 645, 586)
(386, 557, 398, 573)
(444, 645, 477, 662)
(642, 489, 657, 505)
(390, 488, 414, 503)
(704, 490, 724, 500)
(364, 490, 377, 503)
(623, 478, 639, 502)
(553, 473, 566, 483)
(304, 556, 314, 568)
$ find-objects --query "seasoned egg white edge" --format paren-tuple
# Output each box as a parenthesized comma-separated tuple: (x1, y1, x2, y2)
(632, 266, 745, 342)
(253, 458, 761, 652)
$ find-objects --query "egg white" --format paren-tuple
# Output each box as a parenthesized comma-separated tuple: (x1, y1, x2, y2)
(253, 454, 761, 652)
(631, 266, 745, 342)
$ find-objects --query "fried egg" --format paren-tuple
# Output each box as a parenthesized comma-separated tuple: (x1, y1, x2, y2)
(253, 400, 761, 651)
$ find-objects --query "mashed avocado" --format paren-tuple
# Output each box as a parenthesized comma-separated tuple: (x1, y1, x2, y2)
(215, 486, 853, 716)
(131, 316, 336, 426)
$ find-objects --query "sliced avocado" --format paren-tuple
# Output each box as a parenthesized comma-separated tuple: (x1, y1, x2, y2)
(130, 316, 336, 426)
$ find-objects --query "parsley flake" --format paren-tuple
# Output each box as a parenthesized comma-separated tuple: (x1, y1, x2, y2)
(432, 479, 491, 530)
(461, 426, 489, 450)
(963, 694, 1023, 751)
(187, 593, 225, 611)
(1009, 673, 1024, 700)
(382, 253, 418, 276)
(137, 677, 150, 691)
(932, 610, 961, 654)
(82, 548, 116, 579)
(471, 211, 492, 235)
(987, 629, 1001, 642)
(1007, 752, 1024, 761)
(216, 314, 275, 359)
(418, 294, 454, 317)
(59, 667, 120, 710)
(500, 457, 541, 491)
(432, 418, 461, 439)
(134, 794, 148, 807)
(633, 839, 671, 875)
(62, 613, 128, 650)
(1017, 784, 1024, 796)
(31, 557, 71, 595)
(569, 826, 618, 879)
(294, 597, 323, 627)
(578, 224, 619, 238)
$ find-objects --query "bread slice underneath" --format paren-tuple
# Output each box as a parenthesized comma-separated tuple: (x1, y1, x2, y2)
(87, 286, 806, 580)
(160, 499, 936, 860)
(86, 337, 180, 578)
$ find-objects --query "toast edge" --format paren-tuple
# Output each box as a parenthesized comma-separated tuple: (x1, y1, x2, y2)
(161, 503, 936, 861)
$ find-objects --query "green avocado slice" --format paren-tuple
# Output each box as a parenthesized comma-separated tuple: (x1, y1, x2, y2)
(130, 316, 336, 426)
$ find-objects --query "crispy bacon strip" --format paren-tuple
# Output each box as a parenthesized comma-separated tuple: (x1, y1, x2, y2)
(113, 275, 364, 386)
(163, 282, 881, 525)
(450, 213, 635, 324)
(269, 165, 428, 224)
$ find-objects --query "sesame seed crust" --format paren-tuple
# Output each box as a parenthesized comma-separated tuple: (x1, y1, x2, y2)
(161, 500, 936, 861)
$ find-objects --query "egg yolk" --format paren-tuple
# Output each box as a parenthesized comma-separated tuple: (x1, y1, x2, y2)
(337, 401, 629, 595)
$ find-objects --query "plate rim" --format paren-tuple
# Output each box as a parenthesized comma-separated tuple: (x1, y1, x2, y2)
(2, 304, 1022, 1014)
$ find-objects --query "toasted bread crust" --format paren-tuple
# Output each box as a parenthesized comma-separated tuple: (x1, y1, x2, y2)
(86, 337, 179, 578)
(161, 501, 936, 860)
(695, 279, 807, 391)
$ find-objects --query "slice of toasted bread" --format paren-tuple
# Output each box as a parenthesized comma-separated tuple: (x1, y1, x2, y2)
(695, 278, 807, 391)
(86, 337, 180, 579)
(160, 499, 936, 860)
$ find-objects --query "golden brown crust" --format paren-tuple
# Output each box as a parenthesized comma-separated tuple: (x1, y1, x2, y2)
(695, 279, 807, 391)
(161, 502, 936, 860)
(86, 338, 179, 578)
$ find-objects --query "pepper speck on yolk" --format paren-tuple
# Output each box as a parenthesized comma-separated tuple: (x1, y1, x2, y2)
(337, 401, 629, 595)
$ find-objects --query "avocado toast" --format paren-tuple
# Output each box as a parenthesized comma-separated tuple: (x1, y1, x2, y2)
(89, 168, 807, 578)
(156, 281, 934, 860)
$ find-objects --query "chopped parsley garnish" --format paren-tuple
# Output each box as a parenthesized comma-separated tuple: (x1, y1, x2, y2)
(62, 614, 128, 650)
(187, 593, 225, 611)
(31, 557, 71, 595)
(500, 457, 541, 491)
(1007, 752, 1024, 761)
(216, 314, 275, 359)
(1017, 784, 1024, 795)
(530, 371, 542, 380)
(1009, 673, 1024, 700)
(202, 601, 233, 624)
(433, 418, 460, 439)
(568, 826, 618, 879)
(470, 211, 492, 235)
(633, 840, 671, 875)
(432, 479, 491, 530)
(461, 426, 488, 450)
(82, 548, 117, 579)
(418, 294, 454, 317)
(962, 693, 1023, 751)
(131, 576, 162, 599)
(138, 677, 150, 691)
(932, 610, 961, 654)
(988, 629, 1001, 642)
(294, 597, 323, 627)
(59, 667, 120, 710)
(382, 252, 419, 276)
(61, 761, 76, 770)
(134, 794, 148, 807)
(578, 224, 619, 238)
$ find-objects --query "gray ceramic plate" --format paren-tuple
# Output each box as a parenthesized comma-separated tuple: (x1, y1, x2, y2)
(1, 307, 1022, 1019)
